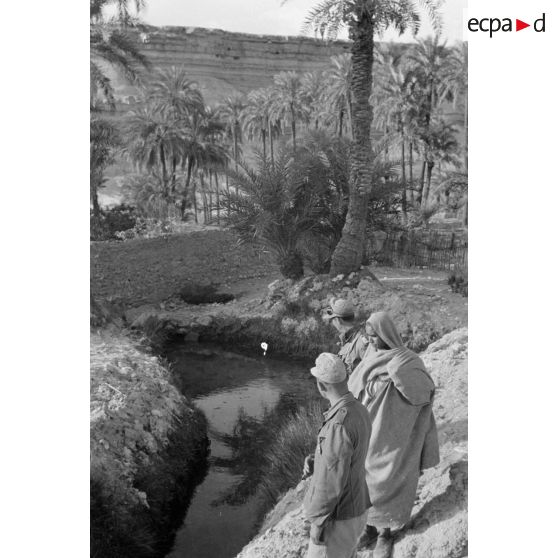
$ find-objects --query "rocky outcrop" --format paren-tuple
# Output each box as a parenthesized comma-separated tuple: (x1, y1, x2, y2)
(105, 26, 349, 108)
(236, 328, 468, 558)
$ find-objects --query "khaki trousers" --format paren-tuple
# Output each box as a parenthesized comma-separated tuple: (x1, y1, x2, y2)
(306, 512, 367, 558)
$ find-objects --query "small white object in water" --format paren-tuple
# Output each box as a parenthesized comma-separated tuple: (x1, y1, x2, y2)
(261, 342, 268, 356)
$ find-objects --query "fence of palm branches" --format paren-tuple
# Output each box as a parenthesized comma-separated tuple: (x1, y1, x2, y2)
(368, 230, 467, 272)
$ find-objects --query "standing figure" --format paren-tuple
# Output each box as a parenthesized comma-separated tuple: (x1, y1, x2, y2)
(324, 298, 369, 373)
(303, 353, 372, 558)
(348, 312, 440, 558)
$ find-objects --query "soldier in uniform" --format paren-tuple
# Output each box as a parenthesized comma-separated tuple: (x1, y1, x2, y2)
(303, 353, 372, 558)
(324, 298, 369, 374)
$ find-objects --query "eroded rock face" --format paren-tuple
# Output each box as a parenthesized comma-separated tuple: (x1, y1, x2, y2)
(104, 26, 349, 109)
(236, 328, 468, 558)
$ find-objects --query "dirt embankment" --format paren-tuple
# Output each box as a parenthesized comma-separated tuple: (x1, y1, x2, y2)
(125, 268, 467, 359)
(90, 331, 209, 558)
(236, 328, 468, 558)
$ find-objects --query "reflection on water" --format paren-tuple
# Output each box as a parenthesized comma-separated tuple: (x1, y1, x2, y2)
(165, 347, 320, 558)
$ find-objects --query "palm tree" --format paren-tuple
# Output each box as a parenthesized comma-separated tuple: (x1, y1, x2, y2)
(300, 70, 328, 130)
(323, 53, 353, 138)
(406, 35, 454, 205)
(441, 41, 468, 224)
(123, 101, 184, 198)
(148, 67, 204, 120)
(182, 106, 227, 222)
(436, 169, 467, 219)
(417, 119, 461, 207)
(441, 42, 467, 166)
(292, 0, 441, 275)
(147, 67, 204, 193)
(89, 0, 148, 108)
(374, 48, 417, 221)
(216, 94, 246, 186)
(222, 150, 323, 279)
(270, 71, 307, 154)
(241, 88, 274, 160)
(90, 117, 119, 219)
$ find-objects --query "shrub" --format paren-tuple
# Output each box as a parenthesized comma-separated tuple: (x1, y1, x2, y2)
(139, 315, 175, 350)
(257, 403, 324, 510)
(278, 251, 304, 280)
(448, 271, 468, 297)
(281, 298, 314, 318)
(90, 204, 138, 241)
(402, 321, 446, 353)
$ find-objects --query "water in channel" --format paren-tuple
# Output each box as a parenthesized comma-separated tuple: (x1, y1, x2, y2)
(164, 345, 322, 558)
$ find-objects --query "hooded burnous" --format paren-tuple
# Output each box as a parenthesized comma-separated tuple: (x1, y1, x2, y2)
(348, 311, 440, 529)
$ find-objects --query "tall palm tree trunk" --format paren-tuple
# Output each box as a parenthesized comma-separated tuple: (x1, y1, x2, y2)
(422, 160, 435, 207)
(234, 130, 239, 195)
(216, 172, 221, 226)
(418, 160, 427, 205)
(200, 172, 208, 223)
(170, 157, 177, 194)
(463, 96, 468, 227)
(261, 128, 267, 160)
(346, 99, 353, 140)
(192, 176, 199, 224)
(269, 120, 275, 164)
(181, 158, 195, 220)
(91, 176, 102, 220)
(401, 134, 407, 222)
(408, 141, 414, 203)
(330, 15, 375, 275)
(290, 106, 297, 154)
(159, 143, 168, 196)
(225, 158, 231, 216)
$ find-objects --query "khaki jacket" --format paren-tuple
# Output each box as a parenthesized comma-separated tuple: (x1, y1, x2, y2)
(303, 393, 372, 539)
(338, 328, 368, 373)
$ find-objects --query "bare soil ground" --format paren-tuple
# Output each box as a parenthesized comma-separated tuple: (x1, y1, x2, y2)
(91, 230, 466, 330)
(90, 230, 276, 307)
(148, 265, 467, 329)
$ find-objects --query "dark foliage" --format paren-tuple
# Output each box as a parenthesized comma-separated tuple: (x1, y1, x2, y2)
(281, 298, 314, 319)
(256, 402, 324, 511)
(448, 271, 468, 297)
(222, 147, 327, 280)
(279, 251, 304, 280)
(91, 204, 139, 241)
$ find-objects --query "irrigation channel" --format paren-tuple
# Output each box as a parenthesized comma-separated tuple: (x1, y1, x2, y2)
(164, 344, 322, 558)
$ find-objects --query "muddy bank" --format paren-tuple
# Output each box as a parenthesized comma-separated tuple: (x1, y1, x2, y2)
(126, 270, 467, 359)
(236, 328, 468, 558)
(90, 331, 209, 558)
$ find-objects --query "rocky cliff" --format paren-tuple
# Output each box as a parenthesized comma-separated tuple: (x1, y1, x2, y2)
(236, 328, 468, 558)
(105, 25, 349, 109)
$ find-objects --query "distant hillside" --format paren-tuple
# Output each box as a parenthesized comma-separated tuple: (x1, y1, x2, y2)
(102, 25, 463, 121)
(102, 25, 349, 112)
